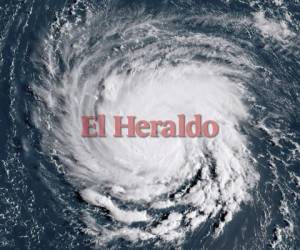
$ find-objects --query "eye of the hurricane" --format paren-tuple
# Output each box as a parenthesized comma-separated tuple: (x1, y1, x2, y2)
(33, 10, 259, 247)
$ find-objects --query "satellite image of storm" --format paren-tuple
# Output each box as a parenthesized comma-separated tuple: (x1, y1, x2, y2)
(0, 0, 299, 250)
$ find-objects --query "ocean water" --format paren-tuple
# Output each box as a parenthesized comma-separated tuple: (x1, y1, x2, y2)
(0, 0, 299, 249)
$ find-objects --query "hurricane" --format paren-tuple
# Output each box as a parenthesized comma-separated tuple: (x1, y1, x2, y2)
(0, 0, 299, 249)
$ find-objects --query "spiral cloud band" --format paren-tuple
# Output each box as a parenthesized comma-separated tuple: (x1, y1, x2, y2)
(31, 2, 264, 247)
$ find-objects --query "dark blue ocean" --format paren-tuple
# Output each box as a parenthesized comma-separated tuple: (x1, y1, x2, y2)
(0, 0, 299, 249)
